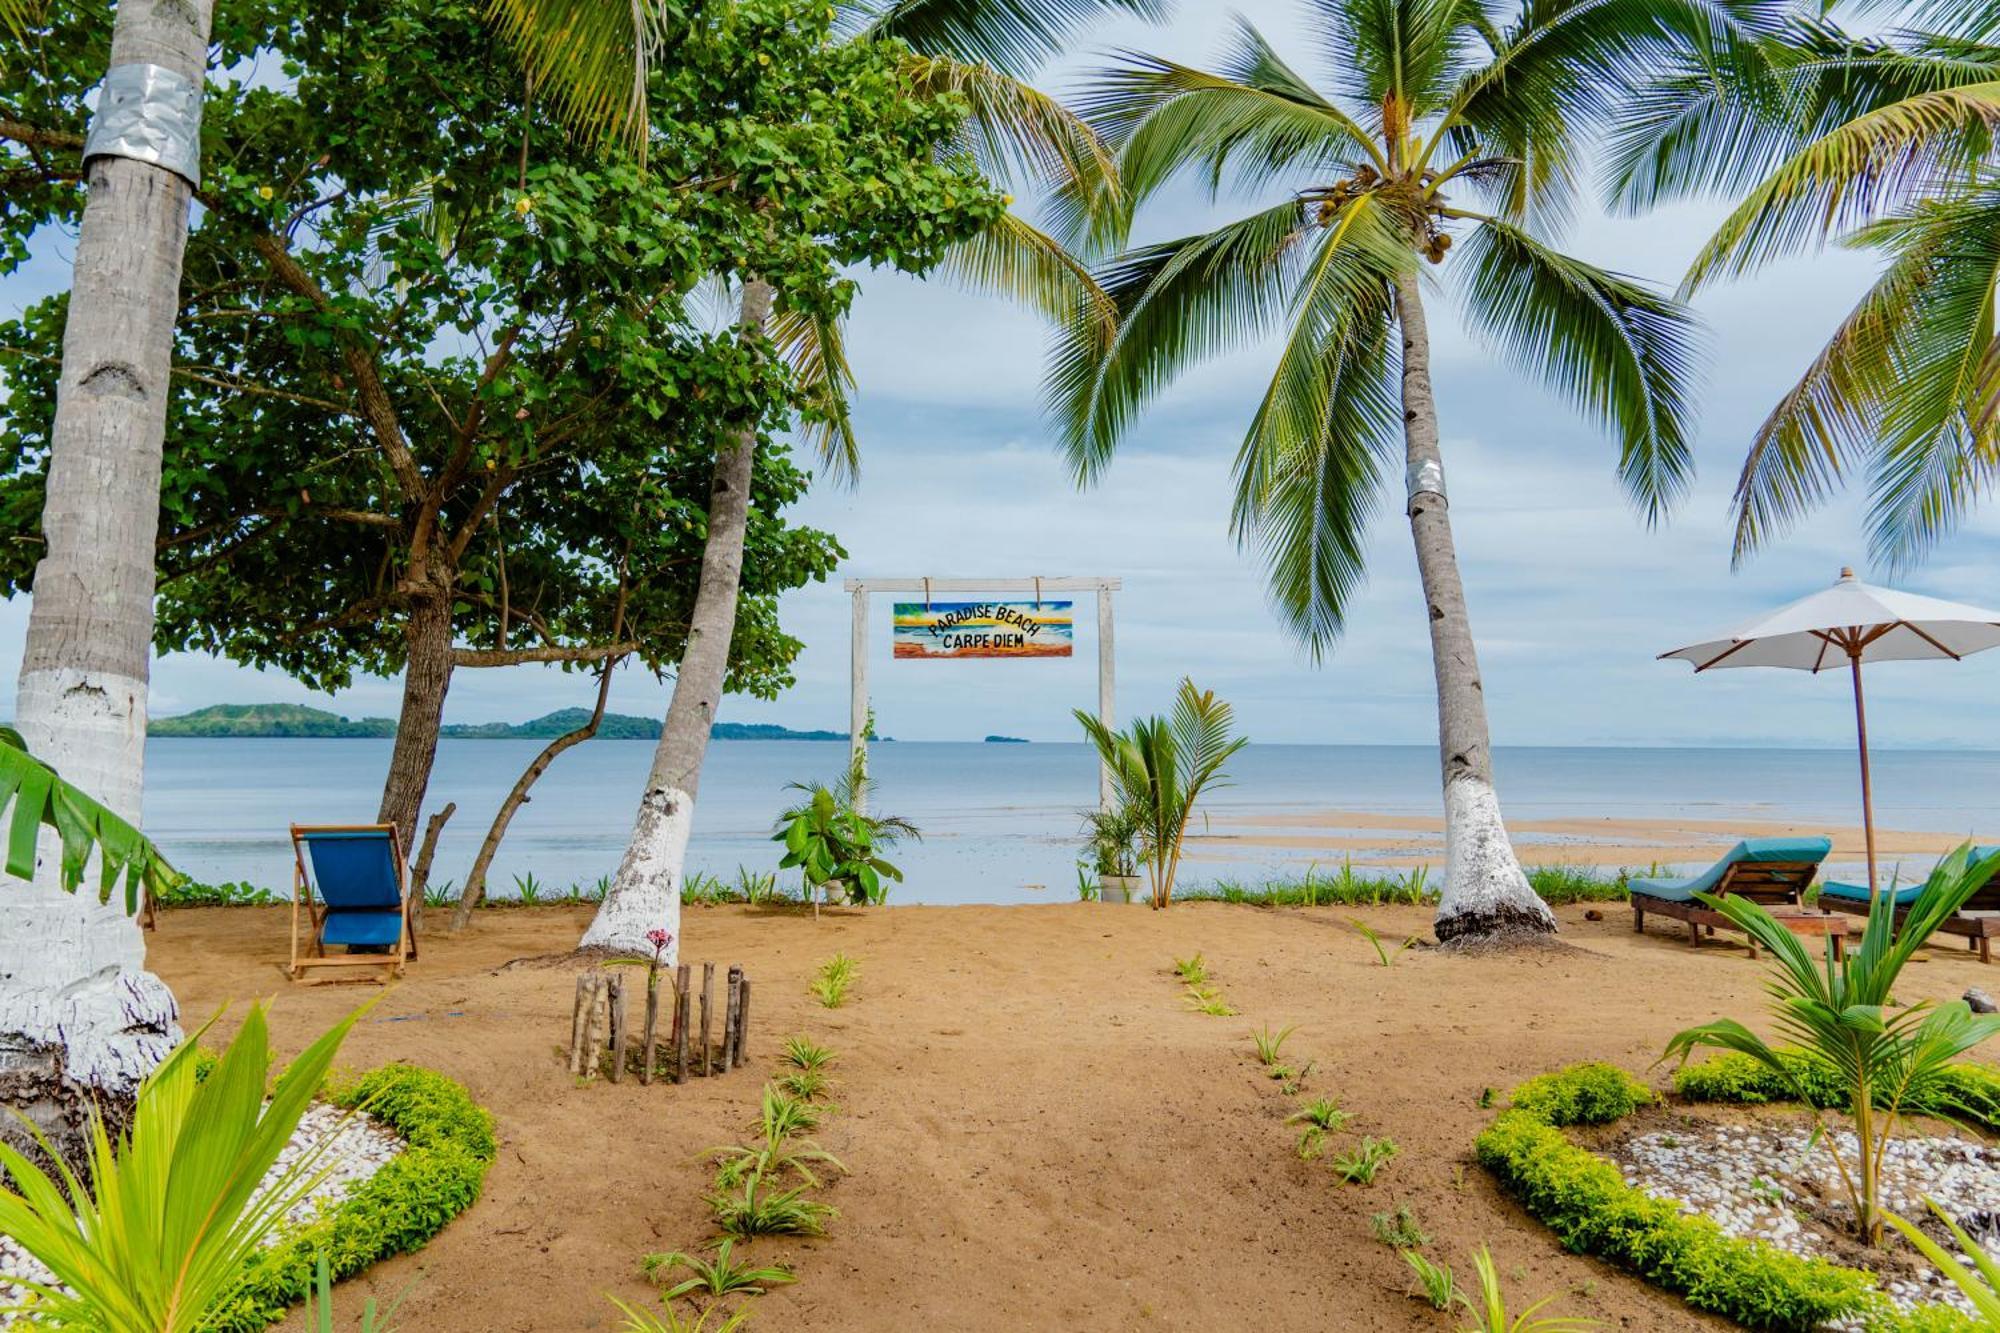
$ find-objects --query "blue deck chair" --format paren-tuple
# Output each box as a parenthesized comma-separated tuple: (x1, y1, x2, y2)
(1819, 845, 2000, 964)
(289, 824, 415, 981)
(1629, 836, 1833, 956)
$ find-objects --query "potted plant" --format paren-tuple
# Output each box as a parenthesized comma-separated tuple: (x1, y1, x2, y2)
(1083, 802, 1145, 904)
(772, 757, 919, 911)
(1074, 679, 1248, 909)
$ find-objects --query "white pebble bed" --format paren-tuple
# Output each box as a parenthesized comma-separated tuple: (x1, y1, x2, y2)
(0, 1102, 403, 1324)
(1610, 1118, 2000, 1323)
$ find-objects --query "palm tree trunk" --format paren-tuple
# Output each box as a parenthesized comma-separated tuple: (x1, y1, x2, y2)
(1392, 269, 1555, 946)
(0, 0, 213, 1166)
(580, 278, 774, 958)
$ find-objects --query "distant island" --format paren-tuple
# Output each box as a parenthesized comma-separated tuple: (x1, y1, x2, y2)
(984, 735, 1029, 744)
(147, 703, 878, 742)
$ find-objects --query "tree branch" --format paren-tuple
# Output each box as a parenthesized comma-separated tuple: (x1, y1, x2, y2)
(452, 642, 640, 668)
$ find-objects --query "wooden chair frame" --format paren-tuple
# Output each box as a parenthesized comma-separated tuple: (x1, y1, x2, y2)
(1631, 859, 1831, 957)
(1820, 883, 2000, 965)
(288, 822, 416, 982)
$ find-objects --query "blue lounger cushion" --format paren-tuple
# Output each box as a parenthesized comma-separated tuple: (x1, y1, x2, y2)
(1629, 836, 1833, 903)
(1820, 845, 2000, 907)
(321, 909, 407, 947)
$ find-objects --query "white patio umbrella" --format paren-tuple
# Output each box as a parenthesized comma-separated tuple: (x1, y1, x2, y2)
(1660, 568, 2000, 898)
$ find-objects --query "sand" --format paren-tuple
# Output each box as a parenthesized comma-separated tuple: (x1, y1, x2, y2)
(138, 900, 2000, 1331)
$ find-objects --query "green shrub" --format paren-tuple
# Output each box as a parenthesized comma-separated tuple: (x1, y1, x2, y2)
(1475, 1108, 1879, 1330)
(203, 1064, 497, 1331)
(1510, 1062, 1652, 1126)
(1675, 1050, 2000, 1133)
(153, 878, 283, 907)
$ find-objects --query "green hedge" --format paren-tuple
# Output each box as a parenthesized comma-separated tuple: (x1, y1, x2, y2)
(202, 1064, 496, 1330)
(1475, 1062, 1980, 1333)
(1674, 1049, 2000, 1133)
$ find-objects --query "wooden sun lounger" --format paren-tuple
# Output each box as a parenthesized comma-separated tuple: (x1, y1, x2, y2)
(1820, 878, 2000, 964)
(1631, 857, 1829, 956)
(289, 822, 416, 983)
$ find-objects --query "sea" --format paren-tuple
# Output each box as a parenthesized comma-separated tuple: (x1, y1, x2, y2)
(141, 739, 2000, 906)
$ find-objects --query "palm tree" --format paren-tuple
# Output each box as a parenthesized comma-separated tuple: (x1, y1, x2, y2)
(480, 0, 1166, 956)
(0, 0, 213, 1158)
(1608, 8, 2000, 568)
(1053, 0, 1729, 944)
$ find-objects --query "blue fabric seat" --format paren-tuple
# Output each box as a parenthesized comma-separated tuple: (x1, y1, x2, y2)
(290, 825, 413, 979)
(1820, 846, 2000, 906)
(1629, 836, 1834, 903)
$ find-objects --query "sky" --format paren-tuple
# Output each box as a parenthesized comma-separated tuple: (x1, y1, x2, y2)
(4, 1, 1997, 750)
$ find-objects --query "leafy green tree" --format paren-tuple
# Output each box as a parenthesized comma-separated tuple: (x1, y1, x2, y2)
(1052, 0, 1729, 944)
(569, 0, 1152, 957)
(1611, 6, 2000, 567)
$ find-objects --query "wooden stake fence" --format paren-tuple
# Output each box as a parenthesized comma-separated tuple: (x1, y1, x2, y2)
(570, 963, 750, 1083)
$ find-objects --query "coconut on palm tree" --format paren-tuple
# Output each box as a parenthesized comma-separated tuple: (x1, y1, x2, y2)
(1052, 0, 1738, 944)
(1608, 5, 2000, 568)
(484, 0, 1165, 959)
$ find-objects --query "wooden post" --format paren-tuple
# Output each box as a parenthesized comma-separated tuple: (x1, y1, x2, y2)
(641, 974, 661, 1085)
(673, 965, 692, 1085)
(580, 975, 606, 1079)
(1849, 644, 1880, 901)
(850, 588, 869, 811)
(607, 974, 626, 1084)
(734, 977, 751, 1068)
(1097, 584, 1116, 813)
(723, 965, 742, 1069)
(698, 961, 715, 1076)
(568, 973, 592, 1075)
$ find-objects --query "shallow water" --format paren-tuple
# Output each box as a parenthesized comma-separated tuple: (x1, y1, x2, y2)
(142, 739, 2000, 905)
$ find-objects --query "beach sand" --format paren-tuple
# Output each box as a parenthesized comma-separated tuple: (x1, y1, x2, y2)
(136, 900, 2000, 1331)
(1187, 809, 1975, 877)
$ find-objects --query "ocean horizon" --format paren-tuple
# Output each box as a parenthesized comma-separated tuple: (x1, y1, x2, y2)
(142, 737, 2000, 905)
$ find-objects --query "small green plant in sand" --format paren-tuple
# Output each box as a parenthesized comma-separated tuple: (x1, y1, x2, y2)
(1330, 1135, 1399, 1185)
(644, 1237, 797, 1301)
(778, 1069, 830, 1102)
(512, 871, 545, 905)
(1370, 1204, 1429, 1248)
(1288, 1097, 1350, 1159)
(1403, 1250, 1456, 1311)
(1459, 1245, 1596, 1331)
(709, 1164, 838, 1239)
(782, 1036, 836, 1071)
(1250, 1023, 1296, 1067)
(1350, 918, 1417, 967)
(609, 1295, 752, 1333)
(422, 878, 456, 910)
(1279, 1059, 1315, 1095)
(1184, 988, 1236, 1017)
(1172, 954, 1209, 986)
(810, 953, 858, 1008)
(759, 1084, 824, 1140)
(303, 1251, 407, 1332)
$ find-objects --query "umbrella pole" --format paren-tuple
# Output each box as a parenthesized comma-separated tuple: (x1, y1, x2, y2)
(1850, 648, 1879, 901)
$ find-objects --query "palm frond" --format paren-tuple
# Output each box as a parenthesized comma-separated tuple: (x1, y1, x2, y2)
(1230, 206, 1404, 653)
(1080, 38, 1383, 210)
(1046, 199, 1324, 483)
(1729, 189, 2000, 567)
(483, 0, 663, 160)
(1308, 0, 1471, 122)
(1683, 78, 2000, 292)
(769, 304, 862, 485)
(1453, 218, 1704, 522)
(938, 210, 1119, 360)
(842, 0, 1172, 78)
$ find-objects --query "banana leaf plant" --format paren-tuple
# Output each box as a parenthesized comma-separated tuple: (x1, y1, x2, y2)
(1074, 678, 1246, 909)
(1662, 842, 2000, 1246)
(0, 725, 183, 912)
(771, 757, 919, 908)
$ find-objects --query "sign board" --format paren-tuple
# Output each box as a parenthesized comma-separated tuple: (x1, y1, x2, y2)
(892, 601, 1073, 660)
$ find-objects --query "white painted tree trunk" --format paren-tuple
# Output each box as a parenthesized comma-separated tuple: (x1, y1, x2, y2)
(581, 278, 774, 960)
(0, 0, 213, 1161)
(1393, 269, 1556, 946)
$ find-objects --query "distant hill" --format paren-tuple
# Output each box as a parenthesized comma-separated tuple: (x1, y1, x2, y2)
(985, 735, 1029, 743)
(150, 703, 870, 741)
(149, 704, 396, 738)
